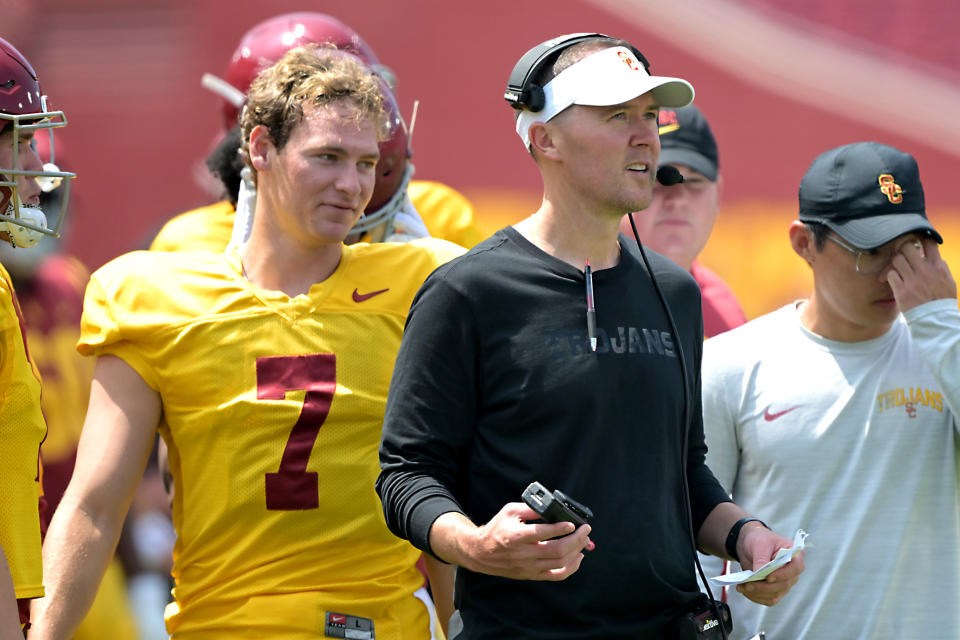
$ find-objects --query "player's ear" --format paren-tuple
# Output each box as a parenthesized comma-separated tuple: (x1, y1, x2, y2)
(789, 220, 815, 265)
(248, 125, 275, 173)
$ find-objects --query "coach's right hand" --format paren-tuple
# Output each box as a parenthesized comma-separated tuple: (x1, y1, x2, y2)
(428, 503, 593, 580)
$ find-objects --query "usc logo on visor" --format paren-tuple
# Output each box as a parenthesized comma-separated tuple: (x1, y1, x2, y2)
(878, 174, 903, 204)
(617, 50, 641, 72)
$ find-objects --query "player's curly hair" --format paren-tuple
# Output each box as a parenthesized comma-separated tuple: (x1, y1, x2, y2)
(240, 44, 388, 181)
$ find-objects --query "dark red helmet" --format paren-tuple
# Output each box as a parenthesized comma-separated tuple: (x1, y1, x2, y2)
(0, 36, 43, 134)
(350, 78, 413, 235)
(216, 12, 383, 132)
(203, 14, 412, 237)
(0, 37, 74, 248)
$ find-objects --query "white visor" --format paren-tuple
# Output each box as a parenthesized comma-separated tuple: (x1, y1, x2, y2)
(515, 46, 694, 148)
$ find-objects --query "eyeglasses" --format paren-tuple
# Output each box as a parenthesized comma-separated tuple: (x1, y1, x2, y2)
(825, 233, 916, 275)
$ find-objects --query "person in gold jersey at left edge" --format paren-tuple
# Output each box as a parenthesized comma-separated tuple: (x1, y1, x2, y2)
(0, 132, 139, 639)
(32, 45, 462, 640)
(0, 35, 75, 638)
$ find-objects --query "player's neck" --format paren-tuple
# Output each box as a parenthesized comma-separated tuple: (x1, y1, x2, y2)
(241, 230, 343, 298)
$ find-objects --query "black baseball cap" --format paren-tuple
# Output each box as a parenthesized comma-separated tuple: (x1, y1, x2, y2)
(798, 142, 942, 249)
(657, 104, 718, 181)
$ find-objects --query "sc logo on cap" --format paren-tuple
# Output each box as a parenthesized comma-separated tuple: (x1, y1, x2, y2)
(617, 50, 641, 72)
(878, 174, 903, 204)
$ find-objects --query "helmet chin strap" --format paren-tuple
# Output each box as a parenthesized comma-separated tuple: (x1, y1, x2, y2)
(2, 201, 48, 248)
(383, 193, 429, 242)
(229, 167, 257, 249)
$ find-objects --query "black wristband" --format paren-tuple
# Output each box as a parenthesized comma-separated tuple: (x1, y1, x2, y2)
(725, 517, 767, 563)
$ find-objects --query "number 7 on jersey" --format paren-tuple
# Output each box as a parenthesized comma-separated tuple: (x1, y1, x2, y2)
(256, 353, 336, 510)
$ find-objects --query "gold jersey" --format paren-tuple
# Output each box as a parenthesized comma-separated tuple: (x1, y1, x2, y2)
(78, 240, 462, 638)
(149, 180, 484, 253)
(16, 255, 94, 482)
(0, 261, 45, 601)
(405, 180, 484, 249)
(149, 200, 235, 253)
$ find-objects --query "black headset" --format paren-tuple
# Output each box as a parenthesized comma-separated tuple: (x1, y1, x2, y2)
(503, 32, 651, 113)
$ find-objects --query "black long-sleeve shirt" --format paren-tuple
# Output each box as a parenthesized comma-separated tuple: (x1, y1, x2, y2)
(377, 228, 730, 638)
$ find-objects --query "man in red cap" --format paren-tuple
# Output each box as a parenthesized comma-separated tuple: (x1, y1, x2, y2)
(621, 104, 746, 337)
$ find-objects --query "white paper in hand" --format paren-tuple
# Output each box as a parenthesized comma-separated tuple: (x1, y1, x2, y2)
(709, 529, 808, 586)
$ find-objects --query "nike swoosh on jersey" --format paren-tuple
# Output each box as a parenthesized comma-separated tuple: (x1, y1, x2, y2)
(763, 405, 801, 421)
(352, 287, 389, 303)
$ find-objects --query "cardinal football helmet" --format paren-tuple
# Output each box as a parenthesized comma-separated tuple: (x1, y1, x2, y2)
(207, 12, 390, 133)
(349, 78, 413, 236)
(0, 37, 74, 248)
(204, 13, 413, 240)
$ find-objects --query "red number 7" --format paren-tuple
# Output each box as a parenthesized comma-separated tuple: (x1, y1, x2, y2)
(256, 353, 336, 510)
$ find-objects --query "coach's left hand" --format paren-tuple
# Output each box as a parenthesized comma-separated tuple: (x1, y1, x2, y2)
(735, 524, 805, 606)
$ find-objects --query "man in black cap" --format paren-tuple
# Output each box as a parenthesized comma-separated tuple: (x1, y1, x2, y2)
(700, 141, 960, 639)
(621, 104, 746, 337)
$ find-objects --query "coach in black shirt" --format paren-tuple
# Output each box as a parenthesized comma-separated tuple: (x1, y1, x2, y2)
(377, 34, 804, 639)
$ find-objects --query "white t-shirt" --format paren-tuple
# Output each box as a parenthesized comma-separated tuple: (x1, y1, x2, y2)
(702, 299, 960, 640)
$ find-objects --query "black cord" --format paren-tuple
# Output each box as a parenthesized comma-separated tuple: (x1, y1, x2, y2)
(626, 213, 729, 640)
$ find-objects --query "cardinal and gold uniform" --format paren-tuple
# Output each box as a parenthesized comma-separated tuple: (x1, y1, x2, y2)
(0, 261, 45, 622)
(405, 181, 484, 249)
(78, 240, 463, 639)
(16, 255, 94, 508)
(12, 254, 138, 639)
(149, 180, 484, 253)
(149, 200, 235, 254)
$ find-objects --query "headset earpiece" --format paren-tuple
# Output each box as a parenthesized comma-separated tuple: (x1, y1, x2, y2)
(504, 32, 606, 112)
(523, 84, 545, 112)
(504, 32, 653, 112)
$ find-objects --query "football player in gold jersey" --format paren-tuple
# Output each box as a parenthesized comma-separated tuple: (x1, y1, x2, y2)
(150, 12, 484, 254)
(0, 132, 140, 640)
(34, 46, 460, 640)
(0, 35, 75, 636)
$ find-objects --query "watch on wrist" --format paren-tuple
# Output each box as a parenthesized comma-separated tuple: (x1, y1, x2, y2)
(725, 516, 767, 563)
